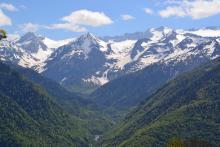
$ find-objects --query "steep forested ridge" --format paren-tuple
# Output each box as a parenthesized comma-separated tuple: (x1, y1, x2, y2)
(0, 62, 89, 146)
(101, 57, 220, 147)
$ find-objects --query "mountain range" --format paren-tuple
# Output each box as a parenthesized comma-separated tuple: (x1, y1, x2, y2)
(1, 27, 220, 94)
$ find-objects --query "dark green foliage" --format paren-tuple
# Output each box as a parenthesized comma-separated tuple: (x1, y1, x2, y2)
(101, 57, 220, 147)
(8, 64, 114, 138)
(0, 62, 89, 146)
(8, 63, 92, 115)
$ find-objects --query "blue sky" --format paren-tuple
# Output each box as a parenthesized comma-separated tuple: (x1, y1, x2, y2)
(1, 0, 220, 39)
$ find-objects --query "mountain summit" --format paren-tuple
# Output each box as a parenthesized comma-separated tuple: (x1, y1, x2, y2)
(17, 32, 47, 53)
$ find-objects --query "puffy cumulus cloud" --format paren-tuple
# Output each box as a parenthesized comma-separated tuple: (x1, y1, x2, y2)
(19, 10, 113, 33)
(144, 8, 153, 14)
(62, 9, 113, 27)
(159, 0, 220, 19)
(19, 23, 40, 32)
(0, 3, 18, 12)
(188, 0, 220, 19)
(121, 14, 134, 21)
(0, 9, 12, 26)
(47, 9, 113, 32)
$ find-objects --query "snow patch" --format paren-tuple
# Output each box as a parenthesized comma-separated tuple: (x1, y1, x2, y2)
(83, 75, 109, 85)
(204, 41, 216, 56)
(43, 37, 74, 49)
(107, 40, 136, 69)
(188, 29, 220, 37)
(60, 77, 67, 84)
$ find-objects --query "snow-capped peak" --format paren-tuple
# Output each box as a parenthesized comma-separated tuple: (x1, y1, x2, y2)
(72, 32, 108, 53)
(13, 32, 75, 71)
(17, 32, 42, 43)
(77, 32, 97, 41)
(149, 26, 174, 42)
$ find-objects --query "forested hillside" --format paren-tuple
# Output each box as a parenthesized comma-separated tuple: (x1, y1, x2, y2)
(0, 62, 89, 146)
(101, 57, 220, 147)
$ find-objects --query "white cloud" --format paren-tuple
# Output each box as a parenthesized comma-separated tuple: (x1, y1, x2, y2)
(62, 9, 113, 27)
(121, 14, 134, 21)
(47, 9, 113, 32)
(188, 0, 220, 19)
(0, 3, 18, 26)
(0, 3, 18, 12)
(159, 0, 220, 19)
(144, 8, 153, 14)
(0, 9, 12, 26)
(19, 23, 40, 32)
